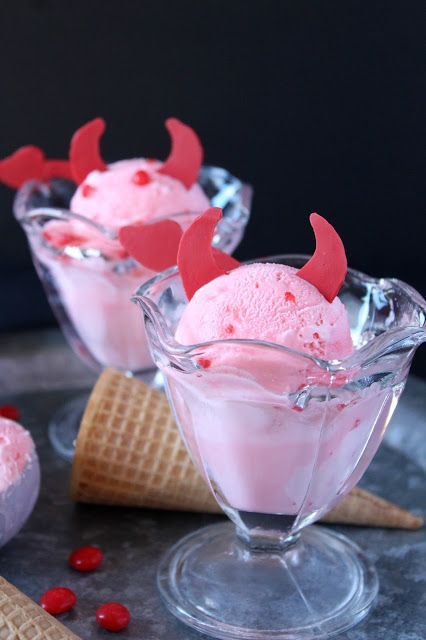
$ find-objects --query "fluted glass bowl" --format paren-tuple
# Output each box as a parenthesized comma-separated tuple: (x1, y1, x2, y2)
(14, 167, 252, 373)
(14, 167, 252, 459)
(133, 255, 425, 640)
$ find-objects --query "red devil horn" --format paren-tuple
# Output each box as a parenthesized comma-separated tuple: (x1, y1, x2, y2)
(158, 117, 203, 189)
(118, 219, 183, 271)
(69, 117, 107, 184)
(0, 146, 45, 188)
(297, 213, 347, 302)
(42, 159, 73, 181)
(177, 207, 240, 300)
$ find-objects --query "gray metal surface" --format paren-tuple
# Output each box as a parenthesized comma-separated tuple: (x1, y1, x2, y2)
(0, 328, 96, 394)
(0, 384, 425, 640)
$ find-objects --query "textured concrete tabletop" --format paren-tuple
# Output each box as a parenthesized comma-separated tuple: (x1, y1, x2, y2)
(0, 330, 425, 639)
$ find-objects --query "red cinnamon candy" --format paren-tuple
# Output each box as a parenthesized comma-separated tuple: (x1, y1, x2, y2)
(178, 207, 240, 300)
(0, 404, 20, 421)
(0, 146, 72, 189)
(297, 213, 347, 303)
(69, 117, 107, 184)
(119, 219, 183, 272)
(158, 117, 203, 189)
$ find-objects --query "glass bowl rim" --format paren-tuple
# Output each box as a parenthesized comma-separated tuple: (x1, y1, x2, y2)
(133, 254, 426, 373)
(14, 165, 253, 265)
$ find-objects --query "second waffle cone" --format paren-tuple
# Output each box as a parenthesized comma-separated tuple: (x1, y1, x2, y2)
(71, 368, 423, 530)
(0, 576, 81, 639)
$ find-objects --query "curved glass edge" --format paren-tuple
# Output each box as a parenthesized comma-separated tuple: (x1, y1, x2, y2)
(132, 256, 426, 374)
(13, 166, 252, 264)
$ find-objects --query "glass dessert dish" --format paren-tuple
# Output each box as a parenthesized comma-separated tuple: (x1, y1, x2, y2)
(133, 255, 426, 640)
(14, 169, 252, 459)
(0, 418, 40, 549)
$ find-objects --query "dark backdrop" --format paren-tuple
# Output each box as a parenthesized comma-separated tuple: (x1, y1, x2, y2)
(1, 0, 425, 375)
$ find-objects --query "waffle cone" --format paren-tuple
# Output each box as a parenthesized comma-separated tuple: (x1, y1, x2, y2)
(70, 368, 218, 512)
(322, 486, 423, 529)
(0, 577, 80, 639)
(71, 369, 423, 530)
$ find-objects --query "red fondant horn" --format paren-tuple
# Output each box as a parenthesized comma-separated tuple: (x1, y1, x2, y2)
(177, 207, 240, 300)
(42, 159, 73, 181)
(298, 213, 347, 302)
(0, 146, 45, 188)
(119, 219, 183, 272)
(69, 117, 107, 184)
(158, 117, 203, 189)
(0, 146, 72, 188)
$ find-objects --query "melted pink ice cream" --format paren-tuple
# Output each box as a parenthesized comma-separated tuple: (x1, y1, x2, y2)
(167, 373, 395, 515)
(47, 257, 154, 371)
(176, 263, 353, 360)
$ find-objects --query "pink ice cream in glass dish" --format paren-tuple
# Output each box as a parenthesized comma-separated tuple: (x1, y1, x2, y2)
(132, 208, 426, 640)
(2, 118, 252, 459)
(0, 417, 40, 549)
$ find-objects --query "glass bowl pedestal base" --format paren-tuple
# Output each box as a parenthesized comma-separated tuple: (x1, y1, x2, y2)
(158, 522, 378, 640)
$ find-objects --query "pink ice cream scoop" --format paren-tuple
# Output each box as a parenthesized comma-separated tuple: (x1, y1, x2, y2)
(43, 156, 210, 260)
(0, 418, 40, 548)
(70, 158, 209, 230)
(175, 209, 352, 389)
(176, 261, 353, 361)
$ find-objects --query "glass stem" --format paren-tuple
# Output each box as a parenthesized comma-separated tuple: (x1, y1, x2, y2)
(235, 521, 300, 553)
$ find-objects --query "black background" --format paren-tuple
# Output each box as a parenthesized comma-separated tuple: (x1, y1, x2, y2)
(0, 1, 425, 375)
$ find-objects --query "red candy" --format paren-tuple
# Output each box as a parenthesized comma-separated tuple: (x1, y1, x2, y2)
(96, 602, 131, 632)
(132, 169, 151, 186)
(298, 213, 347, 303)
(81, 183, 96, 198)
(119, 219, 183, 271)
(68, 545, 103, 572)
(40, 587, 77, 615)
(158, 117, 203, 189)
(198, 357, 211, 369)
(43, 229, 86, 247)
(177, 207, 240, 300)
(70, 117, 107, 184)
(0, 404, 20, 421)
